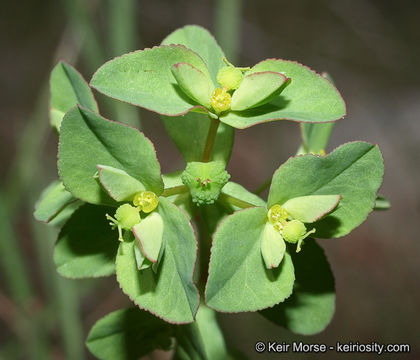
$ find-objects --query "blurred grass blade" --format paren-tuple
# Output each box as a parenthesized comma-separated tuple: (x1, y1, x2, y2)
(214, 0, 242, 63)
(107, 0, 141, 128)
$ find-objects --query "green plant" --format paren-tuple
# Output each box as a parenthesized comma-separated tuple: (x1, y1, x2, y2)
(35, 25, 387, 359)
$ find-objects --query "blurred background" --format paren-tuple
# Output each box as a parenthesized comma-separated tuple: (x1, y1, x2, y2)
(1, 0, 419, 359)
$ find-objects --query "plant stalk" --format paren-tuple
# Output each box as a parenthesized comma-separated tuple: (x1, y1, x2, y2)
(202, 117, 220, 162)
(162, 185, 189, 197)
(219, 193, 255, 209)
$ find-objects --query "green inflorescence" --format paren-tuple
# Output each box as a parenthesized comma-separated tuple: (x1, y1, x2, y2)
(210, 87, 232, 114)
(181, 161, 230, 205)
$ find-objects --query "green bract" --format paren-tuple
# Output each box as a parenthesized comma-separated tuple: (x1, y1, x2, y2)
(34, 24, 388, 359)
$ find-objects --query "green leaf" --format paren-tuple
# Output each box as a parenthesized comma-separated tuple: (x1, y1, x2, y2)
(86, 308, 172, 360)
(162, 25, 226, 86)
(50, 61, 99, 131)
(260, 239, 335, 335)
(173, 323, 207, 360)
(220, 59, 346, 129)
(132, 212, 164, 264)
(205, 207, 295, 312)
(162, 112, 234, 165)
(268, 142, 384, 238)
(231, 71, 289, 111)
(282, 195, 341, 223)
(133, 241, 152, 270)
(34, 180, 76, 223)
(54, 204, 119, 278)
(374, 194, 391, 211)
(98, 165, 145, 202)
(260, 223, 286, 269)
(116, 197, 199, 323)
(171, 63, 215, 108)
(221, 182, 266, 209)
(298, 72, 337, 155)
(58, 106, 163, 205)
(91, 45, 212, 116)
(48, 200, 83, 228)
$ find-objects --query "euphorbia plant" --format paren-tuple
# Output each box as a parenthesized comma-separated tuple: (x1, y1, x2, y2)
(34, 25, 386, 359)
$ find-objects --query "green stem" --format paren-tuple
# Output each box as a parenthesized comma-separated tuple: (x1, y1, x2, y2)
(202, 117, 220, 162)
(162, 185, 189, 197)
(218, 193, 255, 209)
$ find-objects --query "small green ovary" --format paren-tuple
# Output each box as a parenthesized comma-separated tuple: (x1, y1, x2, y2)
(217, 66, 243, 90)
(115, 204, 140, 230)
(282, 219, 307, 244)
(106, 204, 141, 242)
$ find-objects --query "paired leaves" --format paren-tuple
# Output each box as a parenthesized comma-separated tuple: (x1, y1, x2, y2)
(58, 107, 163, 205)
(50, 61, 98, 131)
(268, 142, 384, 238)
(205, 207, 295, 312)
(91, 45, 212, 116)
(261, 239, 335, 335)
(220, 59, 346, 128)
(116, 197, 199, 323)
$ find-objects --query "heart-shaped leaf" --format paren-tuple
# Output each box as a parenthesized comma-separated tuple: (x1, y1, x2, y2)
(260, 239, 335, 335)
(231, 71, 289, 111)
(132, 212, 164, 264)
(59, 106, 163, 205)
(98, 165, 145, 202)
(171, 63, 214, 108)
(86, 308, 172, 360)
(50, 61, 98, 131)
(54, 204, 118, 278)
(268, 142, 384, 238)
(116, 197, 199, 323)
(282, 195, 341, 223)
(205, 207, 295, 312)
(161, 25, 226, 86)
(91, 45, 212, 116)
(220, 59, 346, 128)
